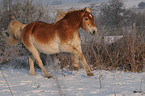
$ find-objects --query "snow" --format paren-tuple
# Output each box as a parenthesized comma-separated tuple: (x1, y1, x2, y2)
(123, 0, 145, 8)
(103, 36, 123, 44)
(0, 67, 145, 96)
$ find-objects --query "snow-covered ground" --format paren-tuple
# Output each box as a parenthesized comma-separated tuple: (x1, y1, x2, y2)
(0, 67, 145, 96)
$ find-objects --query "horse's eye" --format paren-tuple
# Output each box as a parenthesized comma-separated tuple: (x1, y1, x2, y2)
(85, 17, 88, 20)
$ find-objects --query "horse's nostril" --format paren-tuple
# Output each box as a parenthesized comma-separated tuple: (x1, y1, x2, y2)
(93, 30, 95, 34)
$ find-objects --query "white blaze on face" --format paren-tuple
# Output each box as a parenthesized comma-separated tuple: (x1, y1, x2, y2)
(89, 14, 92, 18)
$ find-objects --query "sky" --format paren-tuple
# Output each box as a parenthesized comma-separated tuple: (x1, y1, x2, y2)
(36, 0, 145, 8)
(0, 0, 144, 8)
(0, 0, 108, 6)
(41, 0, 108, 5)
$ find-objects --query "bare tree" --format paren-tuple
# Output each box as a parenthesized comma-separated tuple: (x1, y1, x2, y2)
(138, 2, 145, 9)
(99, 0, 125, 28)
(0, 0, 45, 30)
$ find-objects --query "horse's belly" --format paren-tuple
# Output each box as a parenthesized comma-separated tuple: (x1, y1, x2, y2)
(34, 42, 60, 54)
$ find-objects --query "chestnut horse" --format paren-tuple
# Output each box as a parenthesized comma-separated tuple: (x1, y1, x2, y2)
(22, 7, 97, 78)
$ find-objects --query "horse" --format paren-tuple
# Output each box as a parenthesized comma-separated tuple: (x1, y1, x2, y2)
(14, 7, 97, 78)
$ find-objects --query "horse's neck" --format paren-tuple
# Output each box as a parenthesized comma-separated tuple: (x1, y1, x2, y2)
(63, 11, 82, 31)
(67, 11, 81, 24)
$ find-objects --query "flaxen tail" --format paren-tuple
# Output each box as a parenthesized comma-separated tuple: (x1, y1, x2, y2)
(7, 20, 26, 44)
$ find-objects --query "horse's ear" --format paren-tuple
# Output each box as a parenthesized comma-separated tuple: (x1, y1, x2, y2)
(82, 7, 87, 12)
(90, 7, 93, 12)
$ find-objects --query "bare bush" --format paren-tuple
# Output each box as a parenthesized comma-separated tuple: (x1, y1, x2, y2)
(0, 0, 45, 30)
(0, 0, 45, 67)
(97, 0, 145, 28)
(80, 24, 145, 72)
(98, 0, 125, 28)
(138, 2, 145, 9)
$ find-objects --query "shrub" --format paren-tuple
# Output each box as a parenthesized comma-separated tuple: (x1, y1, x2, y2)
(0, 0, 45, 30)
(138, 2, 145, 9)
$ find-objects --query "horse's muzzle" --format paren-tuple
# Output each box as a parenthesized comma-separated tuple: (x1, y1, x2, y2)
(90, 28, 97, 35)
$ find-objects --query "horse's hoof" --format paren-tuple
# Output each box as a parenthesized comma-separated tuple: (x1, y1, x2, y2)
(45, 73, 53, 78)
(87, 72, 94, 76)
(46, 75, 53, 78)
(30, 72, 36, 76)
(73, 66, 79, 70)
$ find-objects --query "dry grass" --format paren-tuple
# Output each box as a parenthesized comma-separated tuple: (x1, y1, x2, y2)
(80, 25, 145, 72)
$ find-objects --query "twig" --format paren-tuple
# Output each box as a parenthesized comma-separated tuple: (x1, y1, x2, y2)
(140, 79, 142, 92)
(133, 79, 143, 94)
(2, 30, 9, 38)
(112, 51, 126, 68)
(114, 91, 116, 96)
(104, 47, 114, 66)
(51, 55, 65, 96)
(1, 71, 13, 96)
(99, 74, 103, 89)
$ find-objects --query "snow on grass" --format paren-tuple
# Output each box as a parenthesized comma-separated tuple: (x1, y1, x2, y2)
(0, 67, 145, 96)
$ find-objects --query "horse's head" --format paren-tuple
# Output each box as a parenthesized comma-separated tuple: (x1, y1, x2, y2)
(80, 7, 97, 35)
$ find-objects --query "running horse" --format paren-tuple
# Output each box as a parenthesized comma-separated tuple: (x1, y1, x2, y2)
(22, 7, 97, 78)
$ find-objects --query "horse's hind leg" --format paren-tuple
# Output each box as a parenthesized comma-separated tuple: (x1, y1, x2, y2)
(72, 54, 80, 70)
(29, 56, 36, 76)
(27, 46, 51, 78)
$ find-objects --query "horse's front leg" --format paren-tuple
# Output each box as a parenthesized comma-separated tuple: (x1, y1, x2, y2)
(27, 46, 52, 78)
(66, 45, 94, 76)
(29, 55, 36, 76)
(79, 53, 94, 76)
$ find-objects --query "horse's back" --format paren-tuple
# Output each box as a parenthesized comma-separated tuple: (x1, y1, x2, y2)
(22, 22, 57, 46)
(22, 22, 61, 54)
